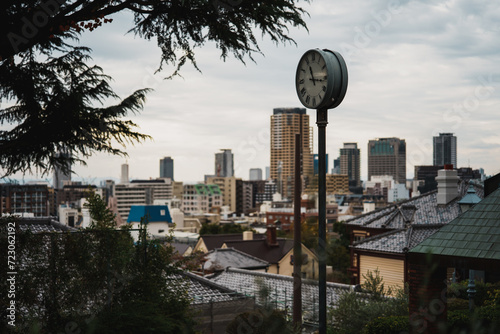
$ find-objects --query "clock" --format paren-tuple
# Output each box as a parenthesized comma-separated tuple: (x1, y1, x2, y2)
(295, 49, 348, 110)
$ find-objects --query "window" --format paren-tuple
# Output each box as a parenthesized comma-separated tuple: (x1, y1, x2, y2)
(160, 210, 166, 216)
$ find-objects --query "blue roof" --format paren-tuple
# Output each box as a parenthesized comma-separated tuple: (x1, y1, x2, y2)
(127, 205, 172, 223)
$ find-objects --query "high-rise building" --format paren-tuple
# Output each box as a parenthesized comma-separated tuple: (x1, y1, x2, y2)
(433, 133, 457, 168)
(249, 168, 263, 181)
(53, 149, 71, 189)
(340, 143, 361, 187)
(331, 157, 340, 174)
(367, 137, 406, 184)
(159, 156, 174, 179)
(120, 163, 129, 184)
(270, 108, 313, 199)
(215, 149, 234, 177)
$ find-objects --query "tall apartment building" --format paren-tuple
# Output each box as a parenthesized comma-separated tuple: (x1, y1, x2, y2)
(215, 149, 234, 177)
(367, 137, 406, 184)
(182, 184, 222, 214)
(159, 156, 174, 179)
(433, 133, 457, 168)
(340, 143, 361, 187)
(112, 178, 173, 223)
(270, 108, 313, 199)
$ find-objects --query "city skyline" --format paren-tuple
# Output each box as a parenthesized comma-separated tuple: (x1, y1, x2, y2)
(2, 0, 500, 183)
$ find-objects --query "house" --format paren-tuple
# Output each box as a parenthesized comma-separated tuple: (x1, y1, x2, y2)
(127, 205, 173, 241)
(193, 231, 266, 253)
(221, 226, 319, 279)
(345, 166, 483, 289)
(407, 181, 500, 334)
(202, 247, 269, 273)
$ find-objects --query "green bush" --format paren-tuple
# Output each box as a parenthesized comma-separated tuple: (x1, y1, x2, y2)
(447, 297, 470, 311)
(363, 315, 409, 334)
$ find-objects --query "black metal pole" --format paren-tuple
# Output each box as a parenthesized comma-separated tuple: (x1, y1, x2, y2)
(317, 108, 328, 334)
(293, 133, 302, 329)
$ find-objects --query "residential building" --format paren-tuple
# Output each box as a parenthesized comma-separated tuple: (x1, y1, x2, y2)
(433, 132, 457, 168)
(127, 204, 173, 241)
(270, 108, 313, 199)
(205, 176, 239, 212)
(112, 178, 174, 223)
(55, 182, 97, 207)
(249, 168, 263, 181)
(255, 180, 277, 204)
(0, 183, 50, 217)
(325, 174, 349, 194)
(215, 149, 234, 177)
(367, 137, 406, 184)
(159, 156, 174, 179)
(181, 184, 222, 214)
(340, 143, 361, 187)
(345, 167, 483, 289)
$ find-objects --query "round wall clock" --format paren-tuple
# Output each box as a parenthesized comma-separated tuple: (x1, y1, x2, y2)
(295, 49, 348, 110)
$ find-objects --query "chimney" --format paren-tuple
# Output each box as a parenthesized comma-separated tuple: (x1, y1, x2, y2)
(266, 224, 279, 247)
(436, 165, 459, 205)
(243, 231, 253, 241)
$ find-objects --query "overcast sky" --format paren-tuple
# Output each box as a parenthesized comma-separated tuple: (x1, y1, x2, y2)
(6, 0, 500, 184)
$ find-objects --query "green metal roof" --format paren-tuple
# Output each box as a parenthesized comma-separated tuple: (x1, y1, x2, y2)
(410, 186, 500, 260)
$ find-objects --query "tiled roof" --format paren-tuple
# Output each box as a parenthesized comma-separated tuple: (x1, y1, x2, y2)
(223, 238, 294, 264)
(17, 217, 76, 233)
(199, 233, 266, 252)
(345, 181, 483, 229)
(173, 272, 248, 305)
(203, 248, 269, 271)
(207, 267, 354, 323)
(353, 224, 444, 254)
(411, 186, 500, 260)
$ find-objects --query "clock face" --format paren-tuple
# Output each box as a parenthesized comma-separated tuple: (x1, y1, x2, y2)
(296, 50, 329, 109)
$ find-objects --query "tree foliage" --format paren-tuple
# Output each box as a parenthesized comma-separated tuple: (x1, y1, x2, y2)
(0, 46, 151, 175)
(0, 0, 308, 73)
(0, 193, 194, 333)
(0, 0, 308, 176)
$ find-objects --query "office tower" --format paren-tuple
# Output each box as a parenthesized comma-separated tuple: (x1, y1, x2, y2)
(120, 163, 129, 184)
(265, 167, 270, 180)
(433, 133, 457, 168)
(249, 168, 263, 181)
(331, 157, 340, 174)
(159, 156, 174, 179)
(367, 137, 406, 184)
(340, 143, 361, 187)
(313, 154, 329, 175)
(270, 108, 313, 199)
(53, 149, 71, 189)
(215, 149, 234, 177)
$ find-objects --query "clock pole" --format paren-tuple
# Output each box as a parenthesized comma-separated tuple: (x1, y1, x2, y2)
(316, 107, 328, 334)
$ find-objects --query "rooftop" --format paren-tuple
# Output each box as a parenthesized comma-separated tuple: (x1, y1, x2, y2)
(207, 268, 354, 323)
(203, 247, 269, 272)
(411, 186, 500, 260)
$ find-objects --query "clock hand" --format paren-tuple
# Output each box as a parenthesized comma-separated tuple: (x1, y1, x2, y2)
(309, 66, 316, 86)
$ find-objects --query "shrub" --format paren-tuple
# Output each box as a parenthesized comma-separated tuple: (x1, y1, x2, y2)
(363, 315, 409, 334)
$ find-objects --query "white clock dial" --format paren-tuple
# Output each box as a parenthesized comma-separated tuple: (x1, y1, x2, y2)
(296, 50, 329, 109)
